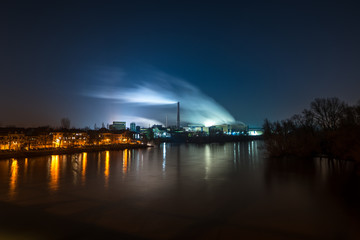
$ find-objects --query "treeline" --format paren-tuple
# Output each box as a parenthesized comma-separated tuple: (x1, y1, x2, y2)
(263, 97, 360, 161)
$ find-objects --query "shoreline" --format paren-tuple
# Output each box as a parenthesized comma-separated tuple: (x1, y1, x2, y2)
(0, 138, 264, 160)
(0, 144, 151, 160)
(153, 135, 264, 144)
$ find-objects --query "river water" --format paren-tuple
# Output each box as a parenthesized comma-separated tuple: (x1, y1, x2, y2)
(0, 141, 359, 239)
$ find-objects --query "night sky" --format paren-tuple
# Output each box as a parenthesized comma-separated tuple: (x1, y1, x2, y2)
(2, 0, 360, 128)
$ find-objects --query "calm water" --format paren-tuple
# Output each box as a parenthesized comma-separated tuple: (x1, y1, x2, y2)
(0, 141, 359, 239)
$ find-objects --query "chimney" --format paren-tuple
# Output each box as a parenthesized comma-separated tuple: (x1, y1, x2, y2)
(177, 102, 180, 129)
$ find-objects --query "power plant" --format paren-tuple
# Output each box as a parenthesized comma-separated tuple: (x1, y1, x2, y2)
(173, 101, 249, 135)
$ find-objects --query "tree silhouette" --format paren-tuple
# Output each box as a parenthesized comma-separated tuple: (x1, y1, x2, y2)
(263, 97, 360, 161)
(310, 97, 346, 130)
(61, 118, 70, 129)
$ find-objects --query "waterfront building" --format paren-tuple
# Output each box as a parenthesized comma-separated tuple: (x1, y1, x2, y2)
(0, 127, 139, 152)
(130, 122, 136, 132)
(208, 122, 247, 136)
(135, 126, 141, 133)
(152, 125, 171, 138)
(109, 121, 126, 131)
(185, 124, 209, 134)
(51, 131, 88, 148)
(0, 133, 25, 150)
(247, 128, 264, 136)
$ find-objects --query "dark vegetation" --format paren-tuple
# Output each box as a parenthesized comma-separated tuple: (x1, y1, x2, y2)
(263, 98, 360, 162)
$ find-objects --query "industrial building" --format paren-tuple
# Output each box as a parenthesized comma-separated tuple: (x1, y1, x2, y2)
(109, 121, 126, 131)
(130, 122, 136, 132)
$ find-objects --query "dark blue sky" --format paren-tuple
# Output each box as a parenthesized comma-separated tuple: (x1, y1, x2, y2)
(1, 0, 360, 128)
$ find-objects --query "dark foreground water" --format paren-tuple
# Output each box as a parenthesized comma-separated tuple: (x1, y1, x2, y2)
(0, 141, 359, 240)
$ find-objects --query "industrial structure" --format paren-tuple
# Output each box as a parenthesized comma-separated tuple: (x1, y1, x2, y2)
(130, 122, 136, 132)
(109, 121, 126, 131)
(177, 101, 180, 129)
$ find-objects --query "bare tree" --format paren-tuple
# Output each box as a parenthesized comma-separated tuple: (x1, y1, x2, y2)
(61, 118, 71, 129)
(310, 97, 346, 130)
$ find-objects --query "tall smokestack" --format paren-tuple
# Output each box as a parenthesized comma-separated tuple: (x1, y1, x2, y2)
(177, 101, 180, 129)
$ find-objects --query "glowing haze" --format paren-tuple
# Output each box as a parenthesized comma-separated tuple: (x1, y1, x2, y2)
(85, 70, 237, 127)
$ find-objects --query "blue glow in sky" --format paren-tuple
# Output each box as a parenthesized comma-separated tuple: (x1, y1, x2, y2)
(1, 1, 360, 128)
(85, 69, 236, 127)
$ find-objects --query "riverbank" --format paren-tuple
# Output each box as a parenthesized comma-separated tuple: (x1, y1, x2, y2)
(0, 143, 151, 160)
(152, 135, 263, 144)
(262, 98, 360, 163)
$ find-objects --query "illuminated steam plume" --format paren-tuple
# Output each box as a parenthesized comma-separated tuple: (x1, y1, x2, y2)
(85, 71, 237, 127)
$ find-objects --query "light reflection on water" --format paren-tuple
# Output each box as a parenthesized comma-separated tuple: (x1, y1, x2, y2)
(162, 143, 166, 176)
(204, 144, 211, 180)
(122, 149, 128, 174)
(71, 154, 80, 186)
(0, 141, 359, 239)
(0, 142, 357, 196)
(48, 155, 59, 192)
(104, 151, 110, 188)
(9, 159, 18, 199)
(82, 152, 87, 185)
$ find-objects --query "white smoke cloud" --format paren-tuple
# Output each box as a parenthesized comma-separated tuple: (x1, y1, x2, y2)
(84, 70, 238, 127)
(88, 86, 177, 105)
(113, 116, 164, 128)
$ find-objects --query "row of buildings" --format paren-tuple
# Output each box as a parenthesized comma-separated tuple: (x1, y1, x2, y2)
(0, 128, 138, 151)
(150, 123, 263, 139)
(0, 120, 263, 151)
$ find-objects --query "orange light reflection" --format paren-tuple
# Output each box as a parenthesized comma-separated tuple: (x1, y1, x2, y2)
(49, 155, 59, 191)
(104, 151, 109, 187)
(123, 150, 128, 174)
(24, 158, 28, 178)
(9, 159, 18, 199)
(82, 152, 87, 184)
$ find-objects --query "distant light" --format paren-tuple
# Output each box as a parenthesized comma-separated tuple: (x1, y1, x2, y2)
(204, 120, 216, 127)
(248, 130, 263, 136)
(116, 88, 177, 105)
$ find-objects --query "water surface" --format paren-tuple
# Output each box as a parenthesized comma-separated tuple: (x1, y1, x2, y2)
(0, 141, 359, 239)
